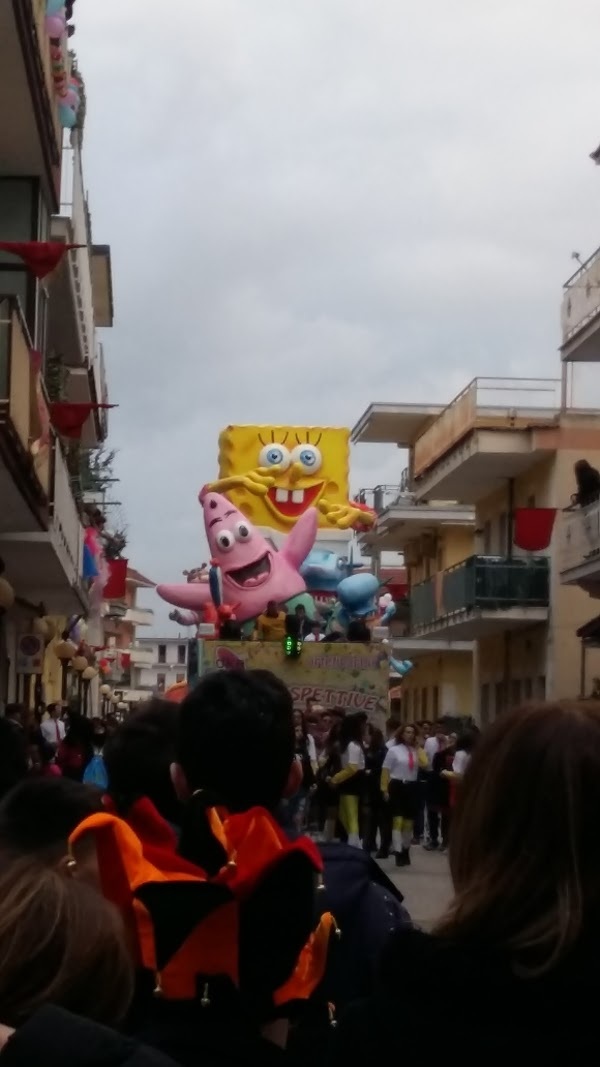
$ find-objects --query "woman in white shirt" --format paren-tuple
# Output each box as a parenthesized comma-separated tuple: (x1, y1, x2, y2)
(381, 724, 427, 867)
(328, 714, 366, 848)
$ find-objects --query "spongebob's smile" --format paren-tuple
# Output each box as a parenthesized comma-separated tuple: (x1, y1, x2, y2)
(266, 481, 324, 520)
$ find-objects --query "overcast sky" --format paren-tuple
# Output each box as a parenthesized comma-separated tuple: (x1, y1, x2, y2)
(75, 0, 600, 633)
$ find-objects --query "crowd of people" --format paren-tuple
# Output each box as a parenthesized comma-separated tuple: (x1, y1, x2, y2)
(0, 678, 596, 1063)
(286, 704, 478, 866)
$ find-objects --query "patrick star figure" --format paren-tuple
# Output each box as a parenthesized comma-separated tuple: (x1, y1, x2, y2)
(157, 489, 318, 624)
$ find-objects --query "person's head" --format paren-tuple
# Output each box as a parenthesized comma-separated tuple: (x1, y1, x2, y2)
(421, 720, 431, 738)
(47, 702, 62, 721)
(266, 600, 278, 617)
(65, 711, 93, 747)
(365, 724, 384, 750)
(4, 704, 24, 726)
(437, 702, 600, 975)
(400, 723, 416, 747)
(0, 778, 104, 865)
(435, 724, 448, 744)
(310, 622, 321, 637)
(339, 713, 365, 751)
(347, 619, 371, 643)
(103, 699, 180, 824)
(0, 856, 132, 1027)
(174, 670, 295, 813)
(455, 727, 479, 754)
(27, 739, 54, 774)
(295, 604, 306, 619)
(385, 717, 398, 740)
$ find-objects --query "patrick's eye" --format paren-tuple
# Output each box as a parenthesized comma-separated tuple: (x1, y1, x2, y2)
(216, 530, 234, 552)
(290, 444, 322, 473)
(235, 521, 252, 542)
(258, 443, 291, 471)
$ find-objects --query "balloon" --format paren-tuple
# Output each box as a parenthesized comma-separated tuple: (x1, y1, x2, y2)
(58, 104, 77, 128)
(62, 88, 79, 108)
(45, 13, 66, 36)
(46, 0, 65, 12)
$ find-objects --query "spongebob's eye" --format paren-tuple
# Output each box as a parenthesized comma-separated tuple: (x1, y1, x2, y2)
(258, 444, 291, 470)
(216, 530, 235, 552)
(291, 444, 322, 473)
(235, 521, 252, 542)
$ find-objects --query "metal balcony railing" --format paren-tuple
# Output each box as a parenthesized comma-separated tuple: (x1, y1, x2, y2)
(560, 499, 600, 574)
(411, 554, 550, 629)
(413, 377, 561, 479)
(356, 477, 414, 515)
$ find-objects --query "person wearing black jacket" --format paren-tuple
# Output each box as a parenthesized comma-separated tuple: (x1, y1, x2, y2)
(0, 1006, 175, 1067)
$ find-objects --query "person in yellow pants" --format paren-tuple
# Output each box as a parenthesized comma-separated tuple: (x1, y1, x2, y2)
(381, 724, 427, 867)
(327, 714, 366, 848)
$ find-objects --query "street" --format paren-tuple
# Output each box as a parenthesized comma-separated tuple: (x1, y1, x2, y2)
(380, 847, 453, 929)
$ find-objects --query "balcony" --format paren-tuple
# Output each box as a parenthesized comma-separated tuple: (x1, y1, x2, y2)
(559, 500, 600, 594)
(357, 483, 475, 553)
(410, 554, 549, 640)
(0, 294, 51, 529)
(0, 1, 63, 207)
(351, 402, 442, 445)
(561, 247, 600, 362)
(411, 377, 561, 502)
(122, 607, 154, 628)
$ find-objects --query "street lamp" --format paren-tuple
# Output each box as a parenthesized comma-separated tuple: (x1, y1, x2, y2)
(100, 683, 111, 717)
(81, 665, 97, 717)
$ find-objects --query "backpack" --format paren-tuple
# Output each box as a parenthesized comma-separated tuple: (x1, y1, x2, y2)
(83, 753, 108, 790)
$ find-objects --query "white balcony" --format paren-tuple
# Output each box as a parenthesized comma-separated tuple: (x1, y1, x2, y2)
(351, 402, 443, 446)
(358, 485, 475, 553)
(123, 607, 154, 628)
(128, 648, 155, 667)
(560, 500, 600, 594)
(561, 248, 600, 362)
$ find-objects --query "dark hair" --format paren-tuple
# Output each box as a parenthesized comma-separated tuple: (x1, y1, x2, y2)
(0, 778, 104, 862)
(0, 856, 133, 1026)
(437, 702, 600, 976)
(338, 713, 365, 753)
(0, 719, 28, 799)
(347, 620, 371, 642)
(103, 699, 180, 824)
(455, 727, 479, 754)
(4, 704, 25, 722)
(177, 669, 294, 812)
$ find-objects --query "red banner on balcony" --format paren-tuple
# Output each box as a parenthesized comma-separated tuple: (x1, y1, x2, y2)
(0, 241, 84, 279)
(29, 349, 51, 456)
(49, 401, 115, 439)
(513, 508, 557, 552)
(103, 558, 128, 601)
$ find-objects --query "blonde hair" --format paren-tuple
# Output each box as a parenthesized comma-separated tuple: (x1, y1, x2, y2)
(0, 856, 133, 1025)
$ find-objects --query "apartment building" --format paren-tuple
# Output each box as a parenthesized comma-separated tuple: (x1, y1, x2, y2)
(354, 376, 600, 724)
(133, 637, 190, 695)
(0, 3, 116, 709)
(559, 247, 600, 682)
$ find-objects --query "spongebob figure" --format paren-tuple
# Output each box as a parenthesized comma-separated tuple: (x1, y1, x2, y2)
(209, 425, 375, 533)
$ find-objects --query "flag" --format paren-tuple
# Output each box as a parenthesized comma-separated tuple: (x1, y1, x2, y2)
(513, 508, 557, 552)
(29, 349, 51, 456)
(49, 401, 115, 439)
(0, 241, 83, 279)
(103, 558, 128, 600)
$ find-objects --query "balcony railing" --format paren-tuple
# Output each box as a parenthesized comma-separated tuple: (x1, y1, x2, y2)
(56, 136, 96, 367)
(32, 0, 64, 164)
(560, 499, 600, 576)
(413, 377, 561, 479)
(0, 295, 51, 497)
(411, 554, 550, 629)
(357, 481, 414, 515)
(50, 439, 84, 589)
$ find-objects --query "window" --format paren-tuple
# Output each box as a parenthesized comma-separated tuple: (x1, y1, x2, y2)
(0, 179, 41, 340)
(176, 673, 186, 684)
(494, 681, 505, 717)
(177, 643, 187, 665)
(523, 677, 533, 702)
(536, 675, 546, 700)
(157, 644, 166, 664)
(483, 520, 492, 554)
(156, 674, 166, 692)
(480, 682, 491, 726)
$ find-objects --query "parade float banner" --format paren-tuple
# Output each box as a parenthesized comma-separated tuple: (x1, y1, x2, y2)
(199, 640, 390, 720)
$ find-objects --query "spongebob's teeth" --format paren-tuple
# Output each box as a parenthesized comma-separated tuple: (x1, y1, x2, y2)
(275, 489, 289, 502)
(291, 490, 304, 504)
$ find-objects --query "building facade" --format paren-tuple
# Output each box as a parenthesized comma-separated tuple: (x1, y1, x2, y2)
(133, 637, 190, 696)
(354, 377, 600, 724)
(0, 3, 118, 712)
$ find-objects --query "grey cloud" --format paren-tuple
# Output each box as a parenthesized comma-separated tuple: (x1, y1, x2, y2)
(74, 0, 600, 632)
